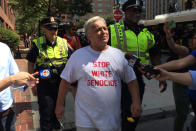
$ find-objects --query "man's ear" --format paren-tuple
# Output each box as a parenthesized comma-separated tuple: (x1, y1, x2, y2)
(86, 33, 90, 40)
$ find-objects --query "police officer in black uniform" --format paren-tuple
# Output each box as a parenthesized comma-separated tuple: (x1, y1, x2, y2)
(26, 17, 71, 131)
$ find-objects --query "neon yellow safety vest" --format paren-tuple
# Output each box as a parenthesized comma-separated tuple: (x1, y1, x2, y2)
(110, 21, 155, 64)
(33, 36, 69, 67)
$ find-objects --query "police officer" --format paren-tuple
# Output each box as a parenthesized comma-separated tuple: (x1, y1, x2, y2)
(109, 0, 162, 130)
(26, 17, 70, 131)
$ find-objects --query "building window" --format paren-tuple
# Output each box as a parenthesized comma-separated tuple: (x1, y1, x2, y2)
(106, 8, 111, 13)
(98, 3, 103, 7)
(106, 3, 111, 7)
(91, 2, 95, 6)
(98, 9, 103, 13)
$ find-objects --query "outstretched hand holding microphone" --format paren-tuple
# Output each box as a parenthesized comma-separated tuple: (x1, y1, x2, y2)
(125, 52, 167, 92)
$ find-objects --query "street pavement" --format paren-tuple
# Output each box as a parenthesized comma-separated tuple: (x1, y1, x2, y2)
(13, 54, 195, 131)
(137, 114, 194, 131)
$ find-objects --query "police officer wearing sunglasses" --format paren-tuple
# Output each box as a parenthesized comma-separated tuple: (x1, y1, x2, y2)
(26, 17, 71, 131)
(109, 0, 163, 130)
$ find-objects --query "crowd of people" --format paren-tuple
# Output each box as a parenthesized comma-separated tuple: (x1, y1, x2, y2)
(1, 0, 196, 131)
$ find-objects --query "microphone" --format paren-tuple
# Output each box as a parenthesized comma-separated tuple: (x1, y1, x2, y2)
(125, 53, 160, 80)
(125, 53, 143, 67)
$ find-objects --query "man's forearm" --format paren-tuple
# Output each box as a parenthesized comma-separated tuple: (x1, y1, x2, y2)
(0, 76, 14, 91)
(128, 80, 141, 104)
(56, 79, 71, 106)
(168, 72, 192, 86)
(166, 35, 189, 57)
(156, 60, 182, 71)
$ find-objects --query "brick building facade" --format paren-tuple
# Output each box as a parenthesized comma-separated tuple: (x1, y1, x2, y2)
(80, 0, 114, 21)
(0, 0, 15, 30)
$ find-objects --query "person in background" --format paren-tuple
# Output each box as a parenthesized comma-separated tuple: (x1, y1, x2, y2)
(0, 42, 38, 131)
(26, 16, 70, 131)
(154, 32, 196, 131)
(63, 21, 82, 52)
(24, 33, 29, 48)
(109, 0, 163, 130)
(63, 21, 82, 98)
(55, 16, 141, 131)
(163, 21, 190, 131)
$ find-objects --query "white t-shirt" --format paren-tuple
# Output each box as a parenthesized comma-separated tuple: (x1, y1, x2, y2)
(61, 46, 136, 131)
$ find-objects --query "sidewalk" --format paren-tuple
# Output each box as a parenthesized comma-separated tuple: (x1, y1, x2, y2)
(13, 59, 75, 131)
(13, 59, 39, 131)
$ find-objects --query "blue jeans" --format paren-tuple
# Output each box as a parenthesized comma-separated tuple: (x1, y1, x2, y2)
(0, 109, 16, 131)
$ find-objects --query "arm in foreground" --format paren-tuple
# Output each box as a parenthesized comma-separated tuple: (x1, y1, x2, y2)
(0, 72, 38, 92)
(127, 79, 142, 117)
(55, 79, 71, 119)
(156, 55, 196, 71)
(154, 68, 192, 86)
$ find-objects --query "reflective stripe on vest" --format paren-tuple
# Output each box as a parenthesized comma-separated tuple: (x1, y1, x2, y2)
(33, 36, 69, 67)
(110, 21, 155, 64)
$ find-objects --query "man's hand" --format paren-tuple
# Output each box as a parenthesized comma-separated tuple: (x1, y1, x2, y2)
(130, 102, 142, 118)
(159, 80, 167, 93)
(153, 68, 170, 81)
(11, 72, 39, 87)
(55, 104, 65, 120)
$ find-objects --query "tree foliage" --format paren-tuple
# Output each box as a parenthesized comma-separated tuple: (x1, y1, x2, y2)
(103, 15, 115, 26)
(0, 27, 20, 52)
(9, 0, 92, 35)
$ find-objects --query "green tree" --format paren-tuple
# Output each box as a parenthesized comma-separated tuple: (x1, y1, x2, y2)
(104, 15, 115, 26)
(9, 0, 92, 35)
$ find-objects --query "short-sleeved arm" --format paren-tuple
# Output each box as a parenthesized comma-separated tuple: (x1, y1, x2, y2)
(148, 32, 161, 55)
(189, 70, 196, 90)
(60, 53, 78, 83)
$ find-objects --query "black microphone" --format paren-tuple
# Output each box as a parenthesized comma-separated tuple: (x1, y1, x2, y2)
(125, 53, 143, 67)
(125, 53, 160, 80)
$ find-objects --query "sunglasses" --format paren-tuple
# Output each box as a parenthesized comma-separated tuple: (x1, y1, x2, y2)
(45, 27, 58, 31)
